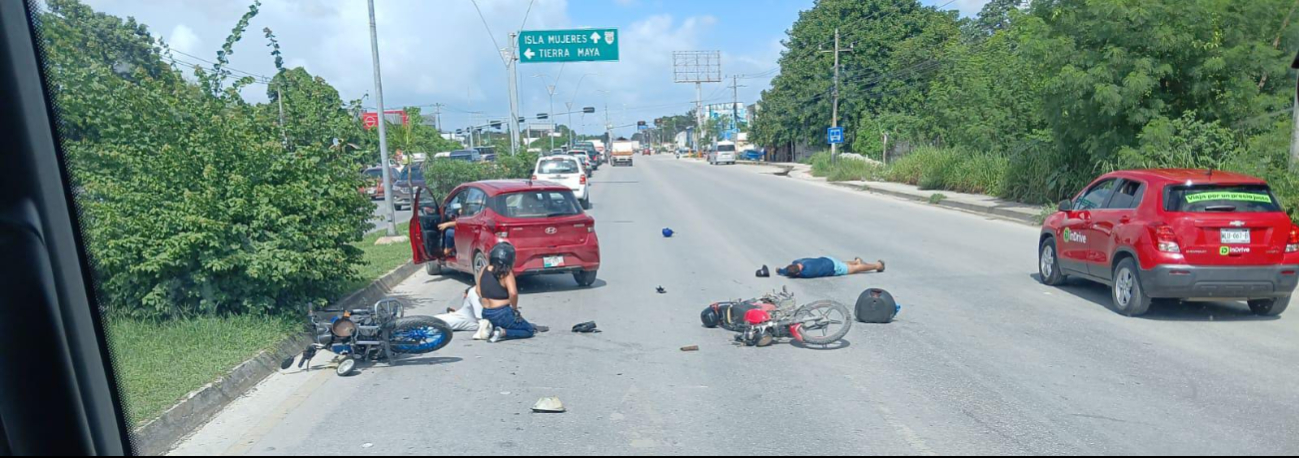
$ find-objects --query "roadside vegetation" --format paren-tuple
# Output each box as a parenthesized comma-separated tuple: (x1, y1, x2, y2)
(754, 0, 1299, 219)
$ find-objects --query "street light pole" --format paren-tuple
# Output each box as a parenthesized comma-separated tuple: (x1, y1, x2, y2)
(366, 0, 396, 237)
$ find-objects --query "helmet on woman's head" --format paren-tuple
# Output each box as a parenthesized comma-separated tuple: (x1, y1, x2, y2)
(489, 243, 516, 273)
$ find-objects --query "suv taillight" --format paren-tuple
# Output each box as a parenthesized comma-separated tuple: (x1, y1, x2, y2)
(1288, 224, 1299, 253)
(580, 174, 587, 185)
(1155, 225, 1181, 253)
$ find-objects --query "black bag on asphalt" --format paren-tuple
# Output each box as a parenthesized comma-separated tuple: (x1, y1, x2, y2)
(706, 301, 758, 331)
(855, 288, 899, 324)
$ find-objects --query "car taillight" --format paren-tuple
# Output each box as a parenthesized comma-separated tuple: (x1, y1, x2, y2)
(579, 174, 587, 185)
(531, 175, 538, 181)
(1155, 225, 1180, 253)
(1287, 224, 1299, 253)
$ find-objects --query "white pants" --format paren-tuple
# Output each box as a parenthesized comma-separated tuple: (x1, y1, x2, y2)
(434, 289, 484, 332)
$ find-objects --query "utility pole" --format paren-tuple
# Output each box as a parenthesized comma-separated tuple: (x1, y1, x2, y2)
(366, 0, 396, 237)
(729, 75, 746, 139)
(506, 32, 521, 156)
(566, 101, 574, 149)
(432, 103, 443, 132)
(1290, 51, 1299, 170)
(821, 28, 853, 165)
(275, 85, 288, 147)
(695, 82, 703, 152)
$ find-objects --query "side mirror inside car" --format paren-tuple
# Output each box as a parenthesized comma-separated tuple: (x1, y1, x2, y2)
(1058, 199, 1073, 213)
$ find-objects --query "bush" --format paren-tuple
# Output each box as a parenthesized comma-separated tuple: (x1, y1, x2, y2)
(809, 152, 883, 182)
(884, 147, 1009, 196)
(423, 152, 540, 198)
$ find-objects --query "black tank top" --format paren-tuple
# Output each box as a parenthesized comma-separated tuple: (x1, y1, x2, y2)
(481, 270, 510, 300)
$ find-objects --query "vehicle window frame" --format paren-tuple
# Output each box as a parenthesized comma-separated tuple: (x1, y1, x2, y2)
(537, 157, 580, 175)
(462, 187, 488, 217)
(1162, 183, 1283, 213)
(1104, 178, 1145, 210)
(1074, 178, 1119, 211)
(491, 189, 582, 218)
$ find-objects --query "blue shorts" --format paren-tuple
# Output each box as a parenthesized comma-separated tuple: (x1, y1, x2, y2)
(443, 228, 455, 250)
(830, 258, 850, 277)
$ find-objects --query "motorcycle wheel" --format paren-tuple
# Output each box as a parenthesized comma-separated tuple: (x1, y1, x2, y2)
(336, 359, 357, 377)
(388, 316, 453, 354)
(792, 300, 853, 346)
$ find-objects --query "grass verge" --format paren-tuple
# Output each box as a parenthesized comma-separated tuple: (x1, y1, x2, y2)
(113, 221, 416, 426)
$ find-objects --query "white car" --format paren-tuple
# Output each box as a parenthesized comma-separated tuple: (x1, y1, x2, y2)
(709, 141, 738, 165)
(533, 155, 591, 209)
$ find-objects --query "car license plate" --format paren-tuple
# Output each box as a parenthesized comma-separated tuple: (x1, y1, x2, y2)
(544, 256, 565, 268)
(1221, 229, 1250, 244)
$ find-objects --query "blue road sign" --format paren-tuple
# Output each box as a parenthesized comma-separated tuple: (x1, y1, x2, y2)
(828, 127, 845, 145)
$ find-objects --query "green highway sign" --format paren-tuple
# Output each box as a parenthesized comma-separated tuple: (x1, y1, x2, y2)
(519, 28, 620, 64)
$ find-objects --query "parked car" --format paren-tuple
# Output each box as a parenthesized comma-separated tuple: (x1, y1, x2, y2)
(1039, 169, 1299, 317)
(742, 149, 766, 161)
(709, 141, 737, 165)
(449, 149, 482, 162)
(361, 166, 399, 200)
(532, 155, 591, 209)
(408, 180, 600, 286)
(391, 162, 426, 210)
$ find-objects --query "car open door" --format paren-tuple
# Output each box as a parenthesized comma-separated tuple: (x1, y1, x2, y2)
(409, 187, 439, 265)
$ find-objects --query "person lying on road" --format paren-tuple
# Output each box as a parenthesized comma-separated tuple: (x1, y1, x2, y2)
(478, 243, 549, 343)
(779, 257, 885, 279)
(432, 287, 495, 340)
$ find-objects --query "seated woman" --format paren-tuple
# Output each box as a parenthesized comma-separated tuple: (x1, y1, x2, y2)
(477, 243, 548, 343)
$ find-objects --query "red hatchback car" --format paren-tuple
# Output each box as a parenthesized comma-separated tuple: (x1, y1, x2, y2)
(1039, 169, 1298, 317)
(409, 180, 600, 286)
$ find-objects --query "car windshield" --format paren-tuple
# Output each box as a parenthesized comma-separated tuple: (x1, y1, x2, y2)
(26, 0, 1299, 456)
(1165, 184, 1282, 213)
(490, 190, 582, 218)
(538, 159, 579, 174)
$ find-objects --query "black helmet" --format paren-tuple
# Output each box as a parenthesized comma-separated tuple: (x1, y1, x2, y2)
(700, 306, 720, 328)
(489, 243, 516, 273)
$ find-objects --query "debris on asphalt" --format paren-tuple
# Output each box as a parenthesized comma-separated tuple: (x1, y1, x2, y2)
(532, 397, 567, 413)
(572, 321, 599, 333)
(680, 345, 699, 352)
(662, 228, 675, 238)
(362, 443, 374, 449)
(656, 286, 667, 294)
(756, 265, 770, 278)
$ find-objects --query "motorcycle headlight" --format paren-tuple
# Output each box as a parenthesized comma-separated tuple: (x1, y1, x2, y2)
(331, 317, 357, 338)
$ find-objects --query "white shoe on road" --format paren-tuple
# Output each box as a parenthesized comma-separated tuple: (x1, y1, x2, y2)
(473, 320, 492, 341)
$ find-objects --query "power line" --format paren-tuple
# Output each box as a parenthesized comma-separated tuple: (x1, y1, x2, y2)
(470, 0, 508, 67)
(519, 0, 538, 31)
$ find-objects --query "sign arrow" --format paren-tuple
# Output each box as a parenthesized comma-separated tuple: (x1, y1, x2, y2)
(591, 32, 601, 43)
(524, 48, 536, 60)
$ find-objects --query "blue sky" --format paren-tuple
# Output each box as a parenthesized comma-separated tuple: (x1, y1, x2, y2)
(79, 0, 986, 136)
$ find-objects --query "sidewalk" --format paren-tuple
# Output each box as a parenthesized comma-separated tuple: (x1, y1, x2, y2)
(779, 162, 1044, 226)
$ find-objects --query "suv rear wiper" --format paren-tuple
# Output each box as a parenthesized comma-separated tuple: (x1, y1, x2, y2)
(1203, 205, 1238, 212)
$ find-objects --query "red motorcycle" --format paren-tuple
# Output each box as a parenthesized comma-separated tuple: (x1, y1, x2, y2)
(704, 288, 853, 348)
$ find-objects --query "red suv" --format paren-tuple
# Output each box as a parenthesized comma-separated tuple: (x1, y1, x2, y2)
(1039, 169, 1298, 317)
(409, 180, 600, 286)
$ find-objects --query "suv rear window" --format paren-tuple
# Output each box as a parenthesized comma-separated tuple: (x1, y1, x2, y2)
(400, 167, 423, 181)
(490, 190, 582, 218)
(538, 158, 579, 174)
(1165, 184, 1282, 213)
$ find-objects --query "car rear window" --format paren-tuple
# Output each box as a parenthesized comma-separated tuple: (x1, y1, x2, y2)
(718, 144, 737, 152)
(1165, 184, 1282, 213)
(490, 190, 582, 218)
(538, 158, 579, 174)
(400, 167, 424, 181)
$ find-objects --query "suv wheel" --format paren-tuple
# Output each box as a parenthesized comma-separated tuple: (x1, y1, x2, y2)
(1038, 239, 1066, 286)
(425, 262, 442, 276)
(1248, 296, 1290, 317)
(1112, 258, 1152, 317)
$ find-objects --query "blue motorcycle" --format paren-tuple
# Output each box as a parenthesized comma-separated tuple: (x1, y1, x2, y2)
(282, 299, 453, 376)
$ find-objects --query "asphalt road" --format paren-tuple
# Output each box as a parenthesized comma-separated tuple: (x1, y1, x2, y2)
(174, 156, 1299, 456)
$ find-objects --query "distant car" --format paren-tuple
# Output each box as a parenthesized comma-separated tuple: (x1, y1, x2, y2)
(473, 146, 497, 159)
(391, 163, 426, 210)
(449, 149, 482, 162)
(742, 149, 765, 161)
(709, 141, 738, 165)
(408, 180, 600, 286)
(532, 155, 590, 209)
(1039, 169, 1299, 317)
(361, 166, 399, 200)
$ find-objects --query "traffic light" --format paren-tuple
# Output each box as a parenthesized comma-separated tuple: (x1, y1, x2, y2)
(455, 129, 463, 135)
(490, 121, 502, 129)
(583, 107, 596, 114)
(637, 121, 647, 128)
(537, 113, 549, 120)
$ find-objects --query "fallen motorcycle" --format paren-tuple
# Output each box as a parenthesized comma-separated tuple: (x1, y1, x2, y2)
(281, 299, 453, 376)
(703, 288, 853, 348)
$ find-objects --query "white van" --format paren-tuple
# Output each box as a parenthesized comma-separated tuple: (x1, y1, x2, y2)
(709, 141, 737, 165)
(533, 155, 591, 209)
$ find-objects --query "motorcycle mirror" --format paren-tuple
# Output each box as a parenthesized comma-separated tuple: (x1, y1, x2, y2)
(280, 356, 295, 371)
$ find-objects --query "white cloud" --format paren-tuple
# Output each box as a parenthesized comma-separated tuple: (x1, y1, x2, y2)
(166, 23, 201, 56)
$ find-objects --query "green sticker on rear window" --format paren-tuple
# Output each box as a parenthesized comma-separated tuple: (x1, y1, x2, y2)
(1184, 192, 1272, 204)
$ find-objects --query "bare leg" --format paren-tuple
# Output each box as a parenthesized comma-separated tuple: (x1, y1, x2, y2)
(848, 260, 885, 275)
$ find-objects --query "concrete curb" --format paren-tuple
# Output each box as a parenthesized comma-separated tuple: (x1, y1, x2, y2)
(832, 182, 1041, 226)
(131, 261, 420, 456)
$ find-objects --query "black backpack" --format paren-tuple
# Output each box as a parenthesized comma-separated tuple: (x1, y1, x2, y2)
(705, 301, 759, 331)
(855, 288, 899, 323)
